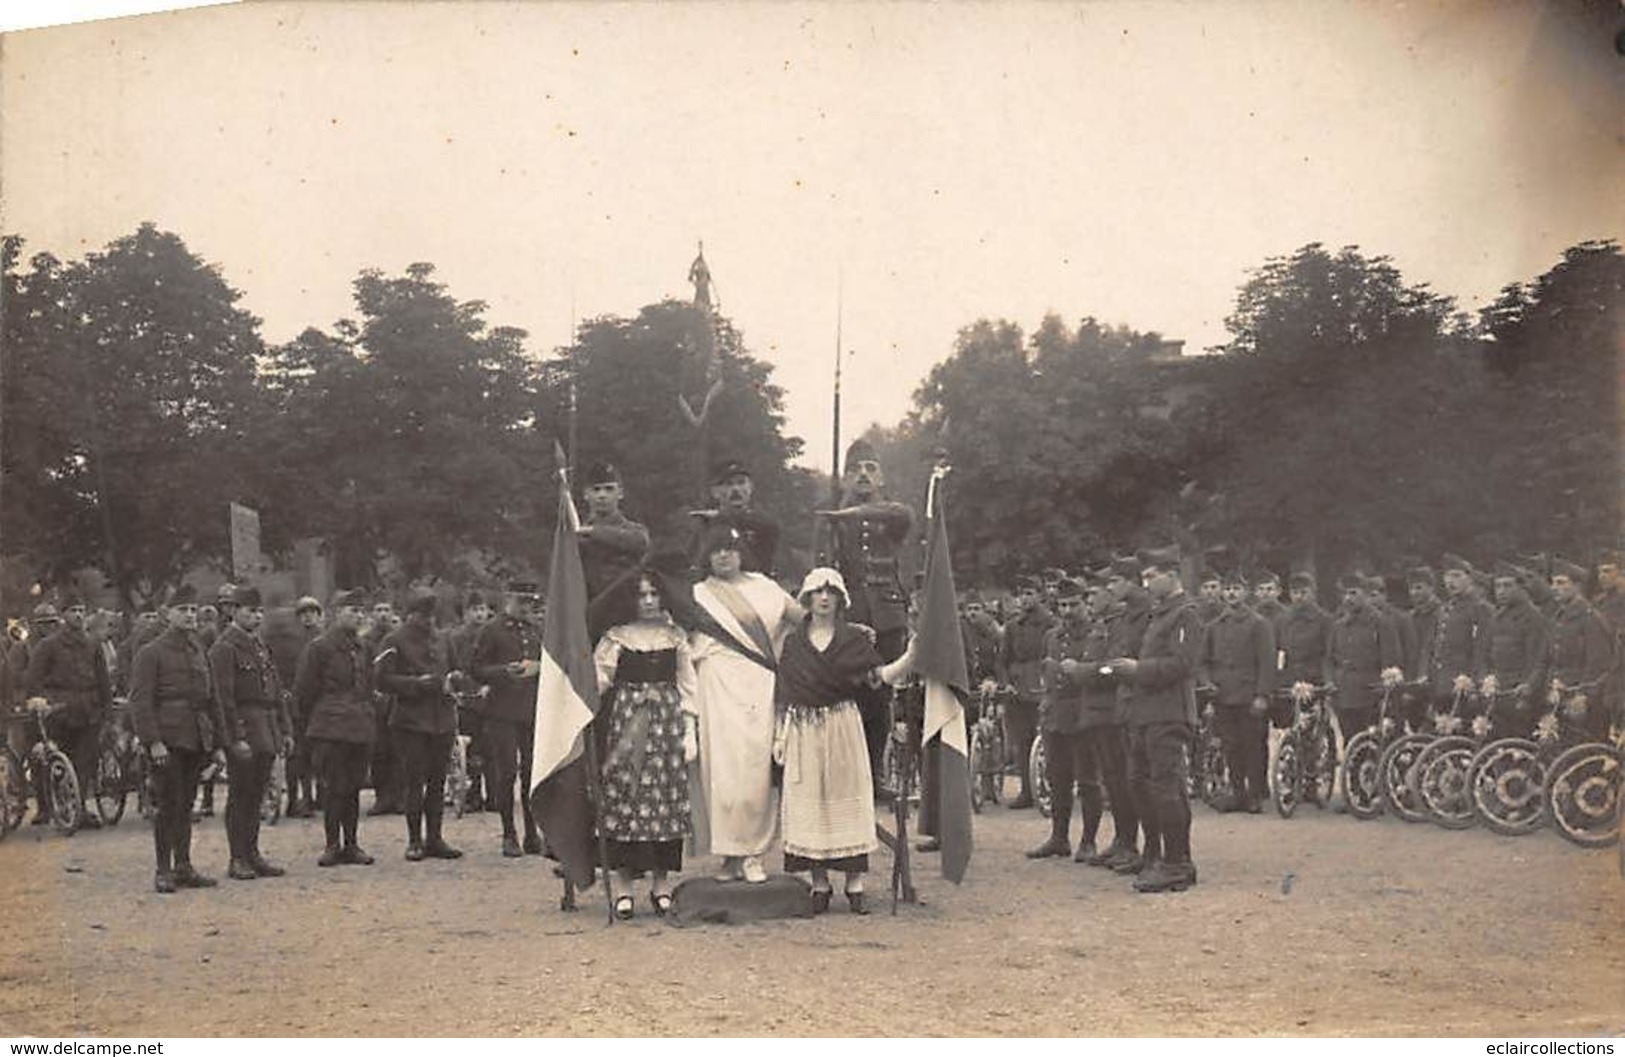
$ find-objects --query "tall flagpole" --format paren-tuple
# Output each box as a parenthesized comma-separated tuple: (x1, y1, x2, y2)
(830, 268, 843, 507)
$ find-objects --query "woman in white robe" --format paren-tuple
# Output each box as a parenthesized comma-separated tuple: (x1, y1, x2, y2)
(689, 525, 800, 884)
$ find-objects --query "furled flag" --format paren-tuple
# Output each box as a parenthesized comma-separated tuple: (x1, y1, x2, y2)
(914, 469, 973, 883)
(529, 445, 602, 888)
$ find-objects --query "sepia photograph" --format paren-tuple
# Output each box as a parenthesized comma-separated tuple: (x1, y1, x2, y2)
(0, 0, 1621, 1040)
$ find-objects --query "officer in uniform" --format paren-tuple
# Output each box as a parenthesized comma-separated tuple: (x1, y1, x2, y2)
(1027, 577, 1106, 861)
(376, 590, 463, 861)
(448, 590, 493, 812)
(816, 438, 915, 783)
(470, 581, 546, 857)
(1107, 546, 1203, 894)
(689, 458, 781, 577)
(209, 585, 291, 880)
(1325, 575, 1403, 743)
(1420, 555, 1494, 727)
(1092, 566, 1145, 871)
(1484, 562, 1550, 740)
(24, 594, 112, 828)
(998, 576, 1052, 810)
(1546, 558, 1616, 741)
(295, 589, 376, 867)
(1198, 572, 1275, 813)
(129, 590, 225, 892)
(579, 462, 653, 635)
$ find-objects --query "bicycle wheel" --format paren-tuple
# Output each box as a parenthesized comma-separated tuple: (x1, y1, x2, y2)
(968, 728, 984, 814)
(1546, 742, 1620, 849)
(1340, 731, 1385, 820)
(1307, 720, 1338, 808)
(1414, 736, 1476, 830)
(1273, 737, 1302, 818)
(1200, 733, 1230, 808)
(94, 745, 128, 826)
(446, 740, 469, 821)
(1029, 736, 1051, 819)
(1380, 732, 1431, 823)
(46, 750, 83, 835)
(1470, 738, 1545, 836)
(0, 750, 28, 836)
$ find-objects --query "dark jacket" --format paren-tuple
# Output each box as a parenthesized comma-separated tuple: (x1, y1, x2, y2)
(1125, 592, 1203, 728)
(376, 622, 457, 736)
(961, 617, 1003, 685)
(209, 623, 289, 755)
(1327, 607, 1402, 704)
(1000, 605, 1055, 699)
(1277, 601, 1332, 687)
(470, 616, 543, 724)
(1487, 597, 1549, 699)
(581, 513, 652, 603)
(1039, 617, 1093, 733)
(1420, 594, 1493, 697)
(129, 628, 221, 753)
(1547, 598, 1614, 690)
(825, 501, 914, 636)
(24, 626, 111, 726)
(1199, 605, 1276, 707)
(295, 627, 374, 744)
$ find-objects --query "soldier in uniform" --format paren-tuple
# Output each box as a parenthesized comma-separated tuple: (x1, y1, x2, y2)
(1484, 563, 1549, 740)
(129, 591, 225, 892)
(363, 596, 404, 817)
(1198, 572, 1275, 813)
(1546, 558, 1617, 741)
(1325, 575, 1403, 744)
(1593, 553, 1625, 724)
(447, 590, 493, 812)
(998, 576, 1052, 810)
(689, 458, 780, 577)
(1027, 578, 1105, 861)
(470, 581, 546, 857)
(24, 594, 113, 828)
(209, 586, 291, 880)
(1107, 546, 1203, 894)
(1195, 570, 1225, 627)
(816, 438, 915, 784)
(376, 591, 463, 861)
(1092, 566, 1146, 872)
(1419, 556, 1493, 726)
(1251, 571, 1288, 631)
(119, 608, 163, 694)
(579, 462, 653, 633)
(276, 596, 325, 817)
(295, 589, 377, 867)
(1276, 573, 1332, 696)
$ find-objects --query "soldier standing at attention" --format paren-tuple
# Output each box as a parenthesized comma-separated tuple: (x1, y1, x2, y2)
(579, 462, 653, 635)
(129, 589, 225, 892)
(1027, 578, 1105, 861)
(1421, 556, 1494, 727)
(816, 439, 915, 785)
(363, 596, 403, 817)
(210, 586, 291, 880)
(24, 594, 112, 828)
(1325, 575, 1403, 745)
(470, 582, 546, 858)
(1107, 547, 1204, 894)
(1484, 563, 1549, 741)
(295, 590, 376, 868)
(690, 458, 781, 577)
(998, 576, 1052, 810)
(1546, 559, 1617, 741)
(448, 590, 493, 812)
(1251, 572, 1288, 633)
(1197, 572, 1275, 813)
(376, 591, 463, 862)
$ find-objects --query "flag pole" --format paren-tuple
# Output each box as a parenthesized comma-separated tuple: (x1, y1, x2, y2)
(559, 294, 583, 915)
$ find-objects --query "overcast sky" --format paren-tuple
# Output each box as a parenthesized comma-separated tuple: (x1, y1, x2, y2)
(3, 1, 1620, 466)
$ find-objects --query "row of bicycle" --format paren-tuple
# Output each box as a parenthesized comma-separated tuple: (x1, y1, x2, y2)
(947, 679, 1620, 850)
(0, 698, 488, 840)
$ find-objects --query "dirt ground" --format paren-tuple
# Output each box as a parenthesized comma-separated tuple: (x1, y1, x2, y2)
(0, 791, 1620, 1038)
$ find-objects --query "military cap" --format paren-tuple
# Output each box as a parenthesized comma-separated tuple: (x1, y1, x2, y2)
(1053, 577, 1086, 601)
(843, 438, 880, 472)
(405, 590, 437, 618)
(1015, 575, 1045, 592)
(1360, 572, 1388, 595)
(1440, 553, 1475, 575)
(504, 580, 543, 598)
(1406, 566, 1436, 586)
(1254, 569, 1281, 586)
(1492, 560, 1522, 581)
(1135, 546, 1181, 571)
(710, 458, 751, 485)
(961, 588, 984, 606)
(294, 595, 324, 615)
(330, 588, 367, 610)
(583, 461, 621, 486)
(1596, 551, 1622, 569)
(1221, 570, 1248, 588)
(1287, 571, 1316, 591)
(1041, 567, 1069, 585)
(1109, 555, 1143, 580)
(170, 584, 198, 606)
(231, 585, 262, 607)
(30, 603, 60, 623)
(463, 590, 487, 609)
(1550, 558, 1587, 583)
(1336, 574, 1366, 592)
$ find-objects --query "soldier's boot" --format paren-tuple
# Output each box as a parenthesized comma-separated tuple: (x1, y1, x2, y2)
(318, 844, 344, 867)
(1007, 773, 1035, 810)
(1025, 833, 1071, 859)
(423, 804, 463, 860)
(173, 859, 218, 888)
(1073, 840, 1099, 864)
(249, 849, 286, 877)
(1097, 840, 1139, 870)
(404, 813, 426, 862)
(228, 858, 258, 881)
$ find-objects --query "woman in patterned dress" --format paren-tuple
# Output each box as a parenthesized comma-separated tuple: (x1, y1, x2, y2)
(593, 570, 699, 919)
(774, 568, 916, 914)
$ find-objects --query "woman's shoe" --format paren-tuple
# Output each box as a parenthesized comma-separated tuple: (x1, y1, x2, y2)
(713, 857, 744, 882)
(650, 892, 673, 917)
(809, 888, 832, 915)
(613, 894, 636, 921)
(845, 889, 870, 915)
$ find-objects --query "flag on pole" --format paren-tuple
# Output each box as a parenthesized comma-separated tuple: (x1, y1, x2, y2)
(915, 472, 973, 884)
(529, 446, 601, 887)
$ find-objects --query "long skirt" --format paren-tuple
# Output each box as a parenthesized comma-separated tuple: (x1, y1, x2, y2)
(600, 681, 691, 846)
(780, 700, 875, 873)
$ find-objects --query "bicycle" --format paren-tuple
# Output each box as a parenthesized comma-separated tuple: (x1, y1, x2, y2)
(1272, 682, 1335, 818)
(1188, 688, 1231, 809)
(1378, 679, 1445, 824)
(1542, 688, 1619, 849)
(1337, 673, 1413, 820)
(445, 734, 472, 820)
(1411, 686, 1514, 831)
(1, 702, 84, 836)
(968, 685, 1010, 812)
(93, 697, 148, 826)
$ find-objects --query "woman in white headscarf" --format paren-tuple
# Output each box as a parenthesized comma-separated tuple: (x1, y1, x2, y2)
(774, 568, 915, 914)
